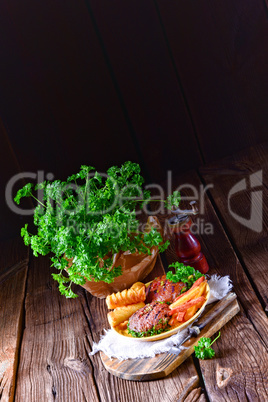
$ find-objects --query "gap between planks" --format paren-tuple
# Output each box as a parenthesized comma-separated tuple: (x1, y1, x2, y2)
(162, 167, 268, 349)
(0, 240, 29, 402)
(197, 167, 268, 318)
(152, 167, 268, 400)
(85, 255, 205, 402)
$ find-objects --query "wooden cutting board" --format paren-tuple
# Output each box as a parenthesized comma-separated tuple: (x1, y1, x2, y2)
(100, 294, 240, 381)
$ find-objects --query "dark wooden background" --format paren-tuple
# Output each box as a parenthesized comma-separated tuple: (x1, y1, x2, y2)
(1, 0, 268, 240)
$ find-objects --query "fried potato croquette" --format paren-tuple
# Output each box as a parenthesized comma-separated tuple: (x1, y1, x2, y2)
(107, 302, 145, 327)
(117, 320, 128, 330)
(106, 282, 145, 309)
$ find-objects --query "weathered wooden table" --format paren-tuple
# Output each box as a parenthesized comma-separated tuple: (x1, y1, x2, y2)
(1, 143, 268, 401)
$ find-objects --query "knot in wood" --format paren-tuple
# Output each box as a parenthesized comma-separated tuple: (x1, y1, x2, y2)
(64, 357, 91, 374)
(216, 363, 233, 388)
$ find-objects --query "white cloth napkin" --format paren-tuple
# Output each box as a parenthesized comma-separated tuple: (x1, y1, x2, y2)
(90, 274, 232, 360)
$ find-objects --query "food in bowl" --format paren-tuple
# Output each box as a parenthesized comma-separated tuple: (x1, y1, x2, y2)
(145, 275, 186, 304)
(106, 266, 209, 340)
(128, 301, 171, 336)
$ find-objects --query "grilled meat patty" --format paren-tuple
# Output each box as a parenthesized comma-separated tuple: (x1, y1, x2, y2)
(146, 275, 185, 303)
(128, 302, 170, 334)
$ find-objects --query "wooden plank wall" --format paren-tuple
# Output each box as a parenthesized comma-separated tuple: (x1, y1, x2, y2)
(1, 0, 268, 238)
(156, 0, 268, 160)
(0, 119, 31, 240)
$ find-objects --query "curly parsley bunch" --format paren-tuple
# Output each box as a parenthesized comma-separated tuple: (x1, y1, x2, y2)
(15, 162, 179, 298)
(166, 262, 205, 290)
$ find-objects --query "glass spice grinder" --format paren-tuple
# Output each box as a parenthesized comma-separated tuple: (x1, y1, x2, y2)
(168, 201, 209, 274)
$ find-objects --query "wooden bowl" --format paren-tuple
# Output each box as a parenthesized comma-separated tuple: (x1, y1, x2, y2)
(66, 216, 162, 298)
(80, 247, 158, 298)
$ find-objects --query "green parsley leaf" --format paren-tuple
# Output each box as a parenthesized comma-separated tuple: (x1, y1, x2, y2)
(164, 190, 181, 210)
(14, 183, 34, 204)
(194, 332, 221, 359)
(127, 321, 170, 338)
(166, 262, 205, 289)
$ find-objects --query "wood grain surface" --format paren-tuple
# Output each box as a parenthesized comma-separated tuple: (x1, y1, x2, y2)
(15, 255, 100, 402)
(101, 298, 239, 381)
(85, 256, 206, 401)
(13, 254, 205, 402)
(155, 0, 268, 162)
(88, 0, 202, 182)
(199, 310, 268, 401)
(1, 144, 268, 401)
(154, 168, 268, 400)
(0, 0, 140, 179)
(0, 239, 28, 402)
(0, 238, 28, 277)
(155, 169, 268, 347)
(199, 142, 268, 311)
(1, 0, 266, 185)
(0, 119, 32, 241)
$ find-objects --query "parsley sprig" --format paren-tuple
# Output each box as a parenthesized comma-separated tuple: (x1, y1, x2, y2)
(194, 332, 221, 359)
(164, 190, 181, 210)
(166, 262, 205, 290)
(15, 162, 180, 298)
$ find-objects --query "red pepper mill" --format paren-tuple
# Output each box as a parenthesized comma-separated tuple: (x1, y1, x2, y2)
(168, 201, 209, 274)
